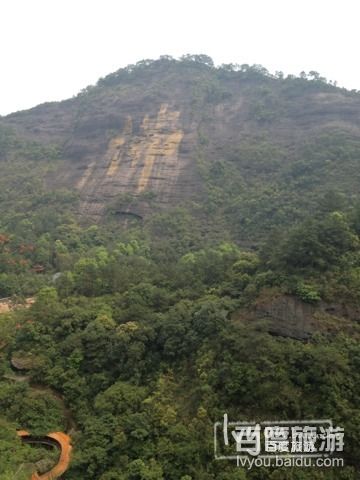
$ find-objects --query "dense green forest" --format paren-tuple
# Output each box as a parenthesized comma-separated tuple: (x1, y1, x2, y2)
(1, 56, 360, 479)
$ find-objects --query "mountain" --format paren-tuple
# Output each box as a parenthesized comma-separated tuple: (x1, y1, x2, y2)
(1, 56, 360, 479)
(1, 55, 360, 238)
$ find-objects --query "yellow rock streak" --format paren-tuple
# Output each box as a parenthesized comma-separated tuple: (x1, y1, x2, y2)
(106, 116, 133, 176)
(136, 104, 183, 192)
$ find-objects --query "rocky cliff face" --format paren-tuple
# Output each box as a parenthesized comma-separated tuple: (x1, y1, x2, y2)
(255, 294, 317, 339)
(1, 58, 360, 222)
(236, 291, 359, 340)
(73, 103, 193, 218)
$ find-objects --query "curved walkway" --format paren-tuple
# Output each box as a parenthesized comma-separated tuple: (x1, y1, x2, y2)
(17, 431, 72, 479)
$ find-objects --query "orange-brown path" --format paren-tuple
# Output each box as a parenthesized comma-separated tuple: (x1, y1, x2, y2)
(17, 430, 72, 479)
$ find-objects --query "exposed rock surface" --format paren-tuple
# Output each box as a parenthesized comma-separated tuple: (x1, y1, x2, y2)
(11, 351, 41, 371)
(255, 295, 360, 340)
(2, 61, 360, 221)
(0, 297, 34, 315)
(255, 294, 319, 339)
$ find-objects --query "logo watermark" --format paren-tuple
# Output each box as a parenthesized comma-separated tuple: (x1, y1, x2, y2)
(214, 414, 344, 469)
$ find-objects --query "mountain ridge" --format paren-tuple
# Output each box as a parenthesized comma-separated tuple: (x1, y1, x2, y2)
(1, 56, 360, 228)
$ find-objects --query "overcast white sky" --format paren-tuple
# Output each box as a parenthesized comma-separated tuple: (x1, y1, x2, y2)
(0, 0, 359, 115)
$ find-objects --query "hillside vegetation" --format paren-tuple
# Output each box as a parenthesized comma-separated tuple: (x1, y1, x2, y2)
(0, 56, 360, 479)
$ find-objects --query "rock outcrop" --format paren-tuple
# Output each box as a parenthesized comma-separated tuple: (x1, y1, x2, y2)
(2, 60, 360, 222)
(236, 291, 359, 340)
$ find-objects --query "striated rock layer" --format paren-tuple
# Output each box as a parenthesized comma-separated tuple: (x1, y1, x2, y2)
(2, 61, 360, 221)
